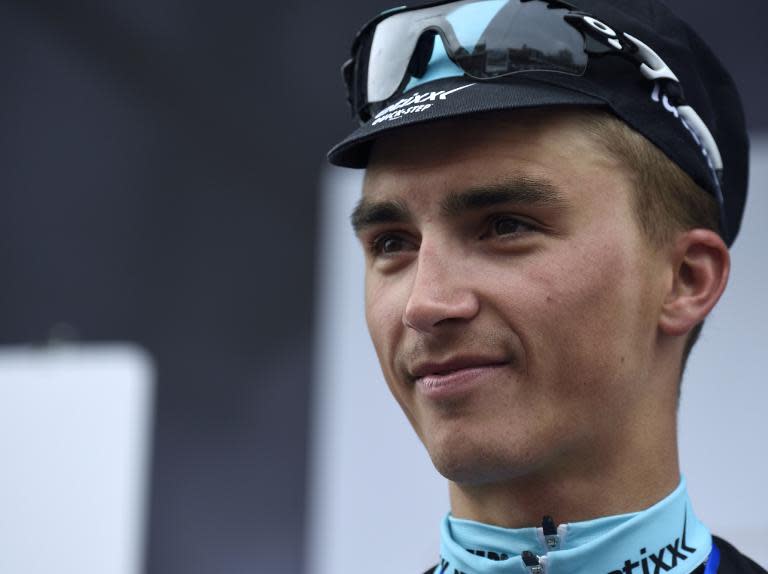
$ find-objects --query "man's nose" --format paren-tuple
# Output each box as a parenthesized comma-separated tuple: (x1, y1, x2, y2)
(403, 243, 480, 334)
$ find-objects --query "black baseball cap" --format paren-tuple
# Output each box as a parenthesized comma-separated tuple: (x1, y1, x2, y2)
(328, 0, 749, 245)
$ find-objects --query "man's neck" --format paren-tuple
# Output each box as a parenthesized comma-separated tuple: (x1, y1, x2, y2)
(448, 438, 680, 528)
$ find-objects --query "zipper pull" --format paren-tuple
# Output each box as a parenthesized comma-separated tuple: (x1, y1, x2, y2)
(522, 550, 544, 574)
(542, 515, 560, 550)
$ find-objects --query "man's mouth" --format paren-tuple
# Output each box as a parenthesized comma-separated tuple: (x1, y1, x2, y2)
(410, 356, 511, 380)
(409, 356, 511, 397)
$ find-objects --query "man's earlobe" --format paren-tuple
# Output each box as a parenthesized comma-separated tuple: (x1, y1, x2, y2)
(658, 229, 730, 337)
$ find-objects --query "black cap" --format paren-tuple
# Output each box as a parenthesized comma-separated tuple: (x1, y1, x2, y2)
(328, 0, 749, 245)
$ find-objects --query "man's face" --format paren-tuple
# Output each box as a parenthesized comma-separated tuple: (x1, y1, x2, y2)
(355, 110, 668, 485)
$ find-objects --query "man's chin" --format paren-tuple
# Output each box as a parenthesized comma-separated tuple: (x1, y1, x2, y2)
(425, 436, 538, 486)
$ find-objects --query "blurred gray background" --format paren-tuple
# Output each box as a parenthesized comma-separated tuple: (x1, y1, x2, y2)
(0, 1, 765, 573)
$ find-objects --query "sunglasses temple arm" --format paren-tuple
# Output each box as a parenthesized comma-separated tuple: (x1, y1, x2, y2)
(623, 32, 679, 82)
(678, 106, 724, 172)
(626, 32, 724, 179)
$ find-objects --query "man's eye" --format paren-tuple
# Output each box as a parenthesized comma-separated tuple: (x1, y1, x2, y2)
(490, 216, 535, 237)
(371, 234, 414, 255)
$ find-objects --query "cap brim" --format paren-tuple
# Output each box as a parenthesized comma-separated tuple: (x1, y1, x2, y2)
(328, 76, 605, 168)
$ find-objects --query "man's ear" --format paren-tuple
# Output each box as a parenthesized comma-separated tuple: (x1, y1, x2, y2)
(658, 229, 730, 337)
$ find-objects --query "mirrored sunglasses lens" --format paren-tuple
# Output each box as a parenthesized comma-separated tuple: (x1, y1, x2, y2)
(449, 1, 586, 78)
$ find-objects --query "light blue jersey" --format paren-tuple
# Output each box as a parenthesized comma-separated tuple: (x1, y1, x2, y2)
(437, 478, 711, 574)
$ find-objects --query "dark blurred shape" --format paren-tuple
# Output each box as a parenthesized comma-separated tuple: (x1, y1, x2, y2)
(0, 1, 764, 573)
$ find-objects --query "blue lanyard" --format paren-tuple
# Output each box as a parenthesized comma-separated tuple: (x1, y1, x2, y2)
(703, 541, 721, 574)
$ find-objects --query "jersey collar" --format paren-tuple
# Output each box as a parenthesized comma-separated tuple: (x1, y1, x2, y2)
(438, 477, 711, 574)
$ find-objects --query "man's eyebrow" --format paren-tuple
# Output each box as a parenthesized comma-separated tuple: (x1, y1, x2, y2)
(350, 177, 568, 232)
(440, 177, 571, 217)
(350, 198, 412, 234)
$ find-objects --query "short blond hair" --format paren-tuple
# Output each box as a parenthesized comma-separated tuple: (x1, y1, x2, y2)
(575, 110, 721, 376)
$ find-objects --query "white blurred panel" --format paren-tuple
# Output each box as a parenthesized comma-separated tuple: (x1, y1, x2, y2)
(0, 344, 154, 574)
(309, 137, 768, 574)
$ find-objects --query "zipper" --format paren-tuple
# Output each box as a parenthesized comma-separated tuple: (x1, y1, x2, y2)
(522, 550, 544, 574)
(541, 515, 561, 551)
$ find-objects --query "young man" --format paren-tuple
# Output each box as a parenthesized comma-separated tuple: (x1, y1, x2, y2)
(327, 1, 764, 573)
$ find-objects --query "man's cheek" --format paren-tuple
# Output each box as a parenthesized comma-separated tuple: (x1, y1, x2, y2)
(367, 279, 407, 329)
(365, 291, 403, 372)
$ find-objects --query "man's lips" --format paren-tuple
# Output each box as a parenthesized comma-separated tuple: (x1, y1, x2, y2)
(409, 356, 511, 382)
(409, 357, 511, 400)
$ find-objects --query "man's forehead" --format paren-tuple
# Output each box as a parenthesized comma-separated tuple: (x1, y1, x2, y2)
(363, 107, 599, 172)
(354, 108, 631, 234)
